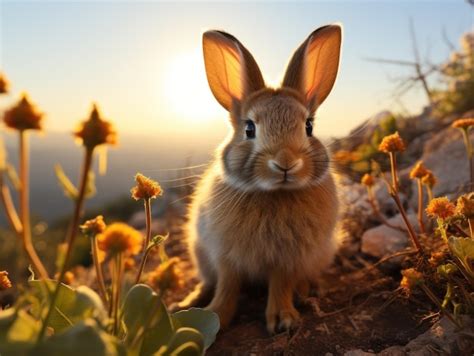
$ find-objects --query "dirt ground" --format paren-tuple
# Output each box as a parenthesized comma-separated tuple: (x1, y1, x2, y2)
(158, 213, 435, 355)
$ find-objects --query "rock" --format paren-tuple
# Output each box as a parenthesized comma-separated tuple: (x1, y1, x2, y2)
(361, 213, 417, 258)
(336, 178, 373, 254)
(403, 122, 472, 210)
(337, 177, 372, 216)
(419, 126, 471, 199)
(344, 350, 375, 356)
(404, 316, 474, 355)
(372, 180, 408, 217)
(378, 346, 405, 356)
(343, 315, 474, 355)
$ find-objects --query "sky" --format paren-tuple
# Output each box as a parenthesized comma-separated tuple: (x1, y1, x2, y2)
(0, 0, 473, 144)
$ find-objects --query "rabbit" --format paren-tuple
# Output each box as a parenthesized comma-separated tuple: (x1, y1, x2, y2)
(177, 24, 343, 334)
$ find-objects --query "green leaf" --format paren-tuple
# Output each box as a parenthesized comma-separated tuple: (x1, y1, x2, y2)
(147, 234, 169, 252)
(98, 146, 108, 176)
(448, 236, 474, 278)
(36, 319, 122, 356)
(55, 164, 78, 200)
(55, 164, 96, 200)
(121, 284, 173, 356)
(0, 308, 39, 355)
(158, 244, 168, 263)
(437, 263, 459, 279)
(29, 280, 106, 333)
(171, 308, 219, 349)
(55, 243, 68, 273)
(160, 328, 204, 356)
(169, 341, 201, 356)
(5, 163, 21, 190)
(85, 170, 97, 199)
(0, 308, 39, 343)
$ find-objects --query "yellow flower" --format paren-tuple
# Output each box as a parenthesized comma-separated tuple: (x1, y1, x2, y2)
(0, 73, 9, 94)
(452, 118, 474, 130)
(400, 268, 423, 293)
(429, 250, 447, 267)
(426, 197, 456, 220)
(456, 193, 474, 219)
(147, 257, 184, 293)
(74, 104, 117, 150)
(97, 223, 143, 257)
(409, 161, 428, 180)
(80, 215, 107, 237)
(0, 271, 12, 290)
(421, 170, 437, 188)
(131, 173, 163, 201)
(361, 173, 375, 187)
(378, 132, 406, 153)
(3, 93, 43, 131)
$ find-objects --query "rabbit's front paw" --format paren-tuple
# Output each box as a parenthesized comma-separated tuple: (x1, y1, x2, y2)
(265, 306, 301, 334)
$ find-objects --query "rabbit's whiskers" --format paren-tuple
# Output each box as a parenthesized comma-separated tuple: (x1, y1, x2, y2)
(161, 175, 202, 183)
(141, 163, 209, 173)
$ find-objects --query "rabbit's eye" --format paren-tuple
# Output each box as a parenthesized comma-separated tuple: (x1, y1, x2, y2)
(245, 120, 256, 139)
(305, 118, 313, 137)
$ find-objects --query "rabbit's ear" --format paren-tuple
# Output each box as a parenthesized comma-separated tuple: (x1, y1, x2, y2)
(203, 30, 265, 111)
(283, 25, 342, 113)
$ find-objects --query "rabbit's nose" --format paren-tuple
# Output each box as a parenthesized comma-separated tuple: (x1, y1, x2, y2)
(268, 158, 303, 174)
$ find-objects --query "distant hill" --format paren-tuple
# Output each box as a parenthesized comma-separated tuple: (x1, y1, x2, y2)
(1, 131, 215, 222)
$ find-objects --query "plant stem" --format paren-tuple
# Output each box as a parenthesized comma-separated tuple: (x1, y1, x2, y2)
(392, 192, 423, 253)
(367, 187, 406, 232)
(37, 147, 94, 342)
(387, 151, 423, 254)
(91, 236, 108, 305)
(389, 152, 399, 193)
(135, 198, 152, 284)
(451, 256, 474, 287)
(19, 131, 49, 280)
(416, 179, 426, 235)
(437, 218, 449, 243)
(112, 253, 123, 335)
(426, 186, 434, 202)
(469, 218, 474, 240)
(0, 172, 22, 234)
(108, 258, 115, 318)
(420, 284, 461, 329)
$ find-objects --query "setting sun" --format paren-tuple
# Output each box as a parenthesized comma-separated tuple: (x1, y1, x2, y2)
(163, 49, 224, 121)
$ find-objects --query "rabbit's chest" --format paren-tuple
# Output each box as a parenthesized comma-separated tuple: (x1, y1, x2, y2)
(211, 203, 323, 277)
(196, 173, 338, 278)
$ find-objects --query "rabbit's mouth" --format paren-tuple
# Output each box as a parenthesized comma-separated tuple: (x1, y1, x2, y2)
(256, 172, 312, 191)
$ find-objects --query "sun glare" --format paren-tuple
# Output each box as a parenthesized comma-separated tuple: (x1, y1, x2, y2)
(163, 49, 224, 121)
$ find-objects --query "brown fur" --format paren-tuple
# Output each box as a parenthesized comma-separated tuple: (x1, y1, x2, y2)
(177, 25, 343, 333)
